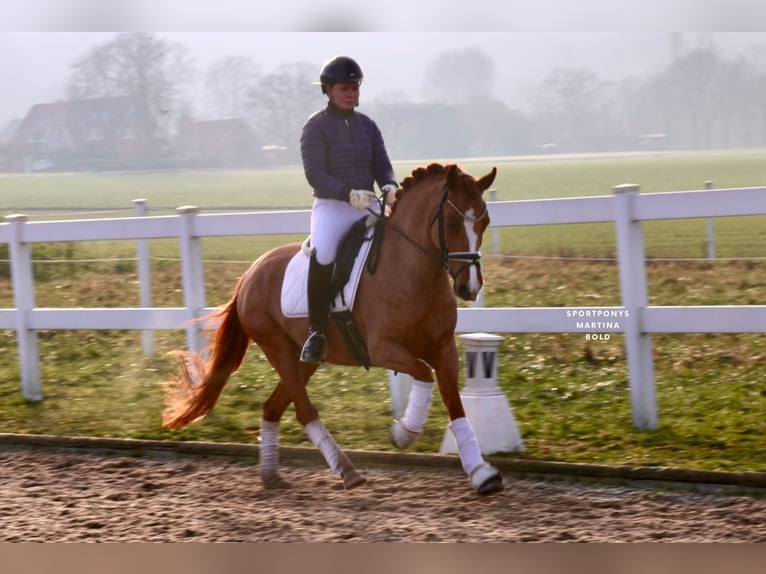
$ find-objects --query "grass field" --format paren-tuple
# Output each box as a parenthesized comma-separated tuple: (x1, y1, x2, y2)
(0, 151, 764, 473)
(2, 150, 765, 260)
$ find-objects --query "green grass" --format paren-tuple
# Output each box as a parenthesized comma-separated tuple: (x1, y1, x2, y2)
(0, 168, 313, 212)
(3, 150, 765, 210)
(0, 151, 764, 473)
(3, 151, 765, 260)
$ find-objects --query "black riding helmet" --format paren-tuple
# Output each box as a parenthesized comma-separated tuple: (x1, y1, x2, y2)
(319, 56, 364, 94)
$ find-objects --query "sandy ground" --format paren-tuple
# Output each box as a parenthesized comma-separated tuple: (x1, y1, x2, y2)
(1, 449, 764, 542)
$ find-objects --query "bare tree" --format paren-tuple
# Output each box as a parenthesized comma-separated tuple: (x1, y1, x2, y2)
(662, 48, 727, 148)
(422, 47, 496, 104)
(638, 45, 751, 149)
(532, 68, 614, 150)
(67, 33, 194, 147)
(245, 62, 318, 159)
(203, 56, 262, 119)
(740, 42, 766, 146)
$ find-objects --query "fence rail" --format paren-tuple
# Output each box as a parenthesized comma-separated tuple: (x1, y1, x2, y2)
(2, 184, 766, 430)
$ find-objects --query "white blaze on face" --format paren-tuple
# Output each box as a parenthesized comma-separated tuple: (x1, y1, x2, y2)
(463, 208, 481, 296)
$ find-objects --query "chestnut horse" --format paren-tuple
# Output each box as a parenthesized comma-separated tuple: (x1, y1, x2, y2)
(162, 163, 502, 495)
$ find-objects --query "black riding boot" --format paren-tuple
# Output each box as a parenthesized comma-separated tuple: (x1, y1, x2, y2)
(299, 254, 334, 363)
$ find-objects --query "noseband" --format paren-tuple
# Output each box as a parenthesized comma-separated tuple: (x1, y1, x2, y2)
(432, 182, 488, 281)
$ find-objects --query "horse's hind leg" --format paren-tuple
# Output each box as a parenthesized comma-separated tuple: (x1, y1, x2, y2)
(259, 380, 295, 489)
(259, 344, 366, 490)
(305, 418, 366, 489)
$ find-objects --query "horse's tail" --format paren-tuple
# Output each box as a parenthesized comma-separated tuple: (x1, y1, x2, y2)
(162, 276, 251, 430)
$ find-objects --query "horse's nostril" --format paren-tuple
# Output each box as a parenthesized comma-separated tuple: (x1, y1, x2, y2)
(456, 284, 474, 301)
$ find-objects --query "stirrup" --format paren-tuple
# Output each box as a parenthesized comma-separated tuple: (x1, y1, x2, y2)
(300, 332, 327, 363)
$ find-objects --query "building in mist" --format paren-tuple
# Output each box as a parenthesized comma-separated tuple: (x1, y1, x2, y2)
(1, 96, 172, 172)
(174, 118, 280, 168)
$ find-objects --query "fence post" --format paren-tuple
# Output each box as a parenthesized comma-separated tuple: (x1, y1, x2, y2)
(133, 199, 153, 356)
(474, 190, 496, 309)
(177, 206, 206, 353)
(6, 214, 42, 401)
(613, 184, 657, 430)
(705, 181, 715, 259)
(489, 187, 498, 256)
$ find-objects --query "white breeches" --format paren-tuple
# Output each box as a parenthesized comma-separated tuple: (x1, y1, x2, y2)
(310, 198, 378, 265)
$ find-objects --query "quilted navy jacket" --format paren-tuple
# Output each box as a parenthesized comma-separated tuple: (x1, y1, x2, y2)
(300, 103, 397, 202)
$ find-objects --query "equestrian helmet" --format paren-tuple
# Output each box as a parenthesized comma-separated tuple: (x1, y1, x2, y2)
(319, 56, 364, 93)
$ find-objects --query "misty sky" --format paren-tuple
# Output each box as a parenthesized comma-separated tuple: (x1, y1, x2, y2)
(1, 32, 764, 130)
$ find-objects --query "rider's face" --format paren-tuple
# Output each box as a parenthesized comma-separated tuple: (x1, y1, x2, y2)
(327, 82, 360, 111)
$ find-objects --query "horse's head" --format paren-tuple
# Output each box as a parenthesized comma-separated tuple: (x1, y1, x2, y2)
(433, 164, 497, 301)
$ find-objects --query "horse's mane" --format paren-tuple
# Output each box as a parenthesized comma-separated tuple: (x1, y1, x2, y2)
(392, 163, 459, 214)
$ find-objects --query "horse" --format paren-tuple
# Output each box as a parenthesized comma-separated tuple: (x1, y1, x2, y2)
(162, 162, 503, 495)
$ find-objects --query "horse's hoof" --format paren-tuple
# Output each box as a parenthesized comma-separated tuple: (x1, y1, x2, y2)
(342, 469, 367, 490)
(471, 463, 503, 496)
(477, 474, 503, 495)
(262, 473, 290, 490)
(390, 420, 419, 449)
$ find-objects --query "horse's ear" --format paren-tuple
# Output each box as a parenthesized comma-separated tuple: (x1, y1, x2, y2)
(477, 167, 497, 194)
(446, 164, 460, 188)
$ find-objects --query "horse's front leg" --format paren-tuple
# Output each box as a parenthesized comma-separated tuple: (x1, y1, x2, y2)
(390, 378, 436, 449)
(433, 340, 504, 496)
(377, 341, 439, 450)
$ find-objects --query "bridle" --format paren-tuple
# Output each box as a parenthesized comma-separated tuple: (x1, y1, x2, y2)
(431, 182, 488, 281)
(369, 180, 488, 283)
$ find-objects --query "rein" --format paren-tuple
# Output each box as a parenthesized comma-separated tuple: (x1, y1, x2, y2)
(367, 181, 488, 282)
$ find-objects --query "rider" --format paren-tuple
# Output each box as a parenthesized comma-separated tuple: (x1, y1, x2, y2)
(299, 55, 398, 364)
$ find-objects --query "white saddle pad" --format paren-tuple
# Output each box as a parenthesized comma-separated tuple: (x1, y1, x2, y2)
(281, 228, 375, 318)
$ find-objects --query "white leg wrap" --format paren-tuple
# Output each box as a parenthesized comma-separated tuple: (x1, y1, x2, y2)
(305, 419, 343, 475)
(470, 463, 500, 491)
(401, 379, 434, 433)
(391, 379, 434, 448)
(448, 417, 484, 477)
(259, 419, 280, 475)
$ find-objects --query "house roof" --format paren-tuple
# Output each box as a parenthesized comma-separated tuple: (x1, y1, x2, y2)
(176, 118, 265, 156)
(0, 119, 21, 146)
(180, 118, 261, 146)
(10, 96, 143, 150)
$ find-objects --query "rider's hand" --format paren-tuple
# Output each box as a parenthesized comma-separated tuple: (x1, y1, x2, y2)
(381, 183, 399, 206)
(349, 189, 376, 210)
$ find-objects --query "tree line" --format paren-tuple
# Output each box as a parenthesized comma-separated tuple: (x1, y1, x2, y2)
(65, 33, 766, 163)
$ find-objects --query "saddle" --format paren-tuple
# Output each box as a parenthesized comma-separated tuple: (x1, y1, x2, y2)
(281, 215, 384, 369)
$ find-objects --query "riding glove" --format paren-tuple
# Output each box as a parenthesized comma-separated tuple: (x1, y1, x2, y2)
(381, 183, 399, 206)
(349, 189, 376, 210)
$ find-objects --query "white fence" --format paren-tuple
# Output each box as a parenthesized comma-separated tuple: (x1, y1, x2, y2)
(2, 184, 766, 430)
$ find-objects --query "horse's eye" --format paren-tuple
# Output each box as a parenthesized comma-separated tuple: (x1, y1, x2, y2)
(446, 220, 461, 232)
